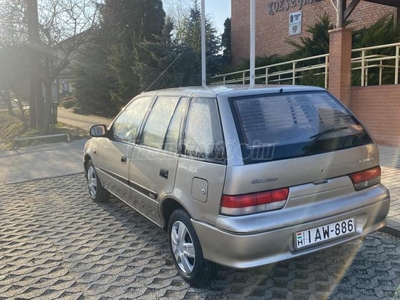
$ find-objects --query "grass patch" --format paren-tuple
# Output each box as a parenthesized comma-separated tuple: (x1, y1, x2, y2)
(0, 111, 89, 150)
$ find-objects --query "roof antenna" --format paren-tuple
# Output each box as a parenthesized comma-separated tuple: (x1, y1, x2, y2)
(250, 0, 256, 89)
(201, 0, 206, 88)
(145, 49, 187, 92)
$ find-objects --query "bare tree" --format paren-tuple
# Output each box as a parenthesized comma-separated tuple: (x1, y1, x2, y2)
(0, 1, 28, 45)
(0, 0, 99, 131)
(163, 0, 190, 45)
(38, 0, 99, 130)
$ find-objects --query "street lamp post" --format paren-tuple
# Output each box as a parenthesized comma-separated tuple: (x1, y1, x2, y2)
(250, 0, 256, 88)
(201, 0, 206, 87)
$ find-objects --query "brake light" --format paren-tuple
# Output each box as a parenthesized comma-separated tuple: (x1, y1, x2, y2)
(349, 166, 381, 191)
(220, 188, 289, 216)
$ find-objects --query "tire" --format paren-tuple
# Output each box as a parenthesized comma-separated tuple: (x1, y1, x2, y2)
(168, 209, 216, 286)
(86, 159, 110, 202)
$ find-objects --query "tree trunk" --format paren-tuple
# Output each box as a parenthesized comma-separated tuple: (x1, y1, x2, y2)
(27, 0, 43, 130)
(43, 80, 53, 133)
(35, 80, 45, 130)
(29, 77, 37, 127)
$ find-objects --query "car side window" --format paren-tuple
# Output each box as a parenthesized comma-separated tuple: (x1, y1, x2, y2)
(112, 96, 152, 143)
(164, 97, 188, 153)
(183, 98, 225, 162)
(141, 96, 180, 149)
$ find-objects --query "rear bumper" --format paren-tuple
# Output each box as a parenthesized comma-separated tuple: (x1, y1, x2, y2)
(192, 186, 390, 269)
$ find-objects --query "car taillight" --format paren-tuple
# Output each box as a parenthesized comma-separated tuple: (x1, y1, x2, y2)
(220, 188, 289, 216)
(349, 166, 381, 191)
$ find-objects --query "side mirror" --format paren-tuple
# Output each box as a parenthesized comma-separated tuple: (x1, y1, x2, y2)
(89, 124, 108, 137)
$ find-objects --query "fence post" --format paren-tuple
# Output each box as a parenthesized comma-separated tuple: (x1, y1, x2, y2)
(395, 45, 399, 85)
(292, 62, 296, 85)
(379, 60, 383, 86)
(325, 55, 329, 89)
(243, 72, 246, 85)
(265, 68, 269, 85)
(361, 50, 365, 87)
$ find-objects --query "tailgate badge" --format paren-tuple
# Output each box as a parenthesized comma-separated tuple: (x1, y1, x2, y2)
(359, 157, 374, 164)
(251, 177, 278, 184)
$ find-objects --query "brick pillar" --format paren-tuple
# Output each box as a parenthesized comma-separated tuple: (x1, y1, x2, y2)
(328, 28, 352, 107)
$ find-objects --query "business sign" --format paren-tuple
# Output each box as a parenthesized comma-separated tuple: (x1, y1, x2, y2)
(267, 0, 324, 15)
(289, 11, 302, 36)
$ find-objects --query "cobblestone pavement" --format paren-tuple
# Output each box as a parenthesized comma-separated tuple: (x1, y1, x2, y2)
(1, 174, 400, 300)
(380, 146, 400, 234)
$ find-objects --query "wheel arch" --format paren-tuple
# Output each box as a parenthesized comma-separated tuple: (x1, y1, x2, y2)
(83, 154, 92, 174)
(160, 197, 191, 232)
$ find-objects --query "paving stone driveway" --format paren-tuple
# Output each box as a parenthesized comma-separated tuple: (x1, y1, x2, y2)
(380, 145, 400, 233)
(1, 174, 400, 300)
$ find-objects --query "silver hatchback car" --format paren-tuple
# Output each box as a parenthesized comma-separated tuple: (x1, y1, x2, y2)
(84, 85, 390, 286)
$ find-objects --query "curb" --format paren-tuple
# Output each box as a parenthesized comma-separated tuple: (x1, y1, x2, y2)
(380, 225, 400, 238)
(0, 133, 70, 145)
(14, 133, 70, 142)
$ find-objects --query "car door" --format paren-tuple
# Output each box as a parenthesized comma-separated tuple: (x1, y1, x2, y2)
(96, 96, 153, 202)
(128, 96, 187, 225)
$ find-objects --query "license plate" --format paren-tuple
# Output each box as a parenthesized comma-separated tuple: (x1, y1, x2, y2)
(295, 218, 355, 249)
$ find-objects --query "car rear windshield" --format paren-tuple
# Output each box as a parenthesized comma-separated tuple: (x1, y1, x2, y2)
(230, 90, 373, 164)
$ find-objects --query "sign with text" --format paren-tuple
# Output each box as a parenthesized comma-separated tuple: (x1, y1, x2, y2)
(289, 11, 302, 36)
(268, 0, 324, 15)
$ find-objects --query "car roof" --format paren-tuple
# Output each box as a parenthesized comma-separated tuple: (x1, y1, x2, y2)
(140, 85, 326, 99)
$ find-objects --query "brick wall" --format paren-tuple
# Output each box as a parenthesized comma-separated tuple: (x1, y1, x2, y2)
(329, 28, 352, 106)
(350, 85, 400, 147)
(231, 0, 396, 66)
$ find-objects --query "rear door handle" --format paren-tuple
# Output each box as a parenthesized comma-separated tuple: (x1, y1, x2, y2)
(121, 156, 127, 164)
(159, 169, 169, 179)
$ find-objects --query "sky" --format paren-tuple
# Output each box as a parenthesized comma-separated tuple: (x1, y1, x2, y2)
(205, 0, 231, 34)
(163, 0, 231, 34)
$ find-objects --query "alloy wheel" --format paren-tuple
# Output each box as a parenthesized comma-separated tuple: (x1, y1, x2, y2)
(171, 221, 196, 274)
(87, 165, 98, 197)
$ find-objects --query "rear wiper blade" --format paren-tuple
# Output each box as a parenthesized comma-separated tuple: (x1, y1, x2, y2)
(310, 126, 349, 140)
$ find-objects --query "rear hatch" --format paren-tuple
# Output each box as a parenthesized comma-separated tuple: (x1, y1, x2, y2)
(221, 89, 380, 216)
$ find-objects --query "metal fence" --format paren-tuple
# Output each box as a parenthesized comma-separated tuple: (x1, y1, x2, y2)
(211, 42, 400, 88)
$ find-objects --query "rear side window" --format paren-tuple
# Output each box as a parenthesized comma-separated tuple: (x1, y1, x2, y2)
(231, 91, 373, 163)
(112, 96, 152, 143)
(183, 98, 226, 163)
(164, 98, 188, 153)
(141, 96, 180, 149)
